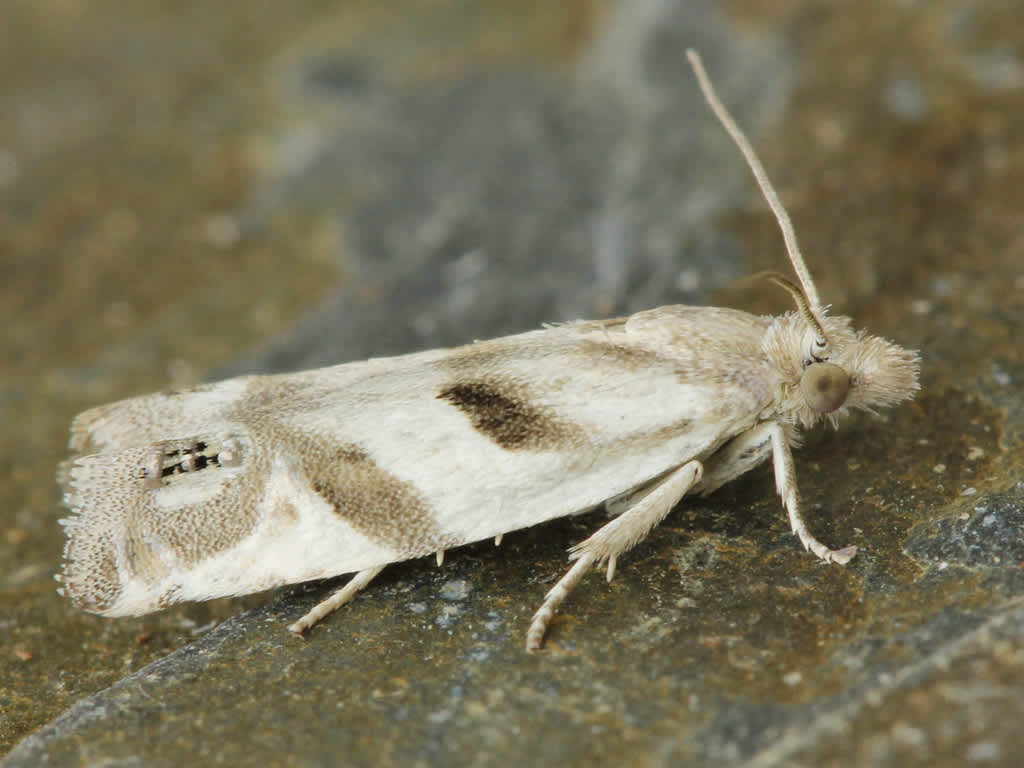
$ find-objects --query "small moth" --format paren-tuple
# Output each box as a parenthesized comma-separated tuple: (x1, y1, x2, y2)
(57, 51, 919, 652)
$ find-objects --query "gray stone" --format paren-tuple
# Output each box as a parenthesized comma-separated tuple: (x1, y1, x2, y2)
(5, 0, 1024, 766)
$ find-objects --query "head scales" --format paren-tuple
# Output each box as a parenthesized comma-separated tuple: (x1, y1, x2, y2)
(687, 50, 919, 427)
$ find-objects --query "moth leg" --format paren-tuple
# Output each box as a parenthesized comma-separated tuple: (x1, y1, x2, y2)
(288, 565, 386, 635)
(768, 421, 857, 564)
(525, 460, 703, 652)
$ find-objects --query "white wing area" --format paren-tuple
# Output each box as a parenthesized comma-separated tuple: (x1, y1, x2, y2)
(62, 306, 776, 613)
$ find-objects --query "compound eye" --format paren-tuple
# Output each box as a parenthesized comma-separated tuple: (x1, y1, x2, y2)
(800, 362, 850, 413)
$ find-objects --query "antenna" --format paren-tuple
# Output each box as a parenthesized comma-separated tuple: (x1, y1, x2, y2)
(685, 49, 826, 323)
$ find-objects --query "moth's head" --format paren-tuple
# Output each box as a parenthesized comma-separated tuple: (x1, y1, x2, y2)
(800, 316, 920, 424)
(764, 275, 920, 427)
(683, 50, 918, 427)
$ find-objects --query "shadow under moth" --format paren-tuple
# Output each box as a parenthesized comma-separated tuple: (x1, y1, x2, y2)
(57, 51, 919, 652)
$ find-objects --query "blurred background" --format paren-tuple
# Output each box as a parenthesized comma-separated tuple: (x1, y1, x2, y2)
(3, 2, 1024, 765)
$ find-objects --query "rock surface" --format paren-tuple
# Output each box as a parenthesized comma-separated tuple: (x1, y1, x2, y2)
(3, 1, 1024, 766)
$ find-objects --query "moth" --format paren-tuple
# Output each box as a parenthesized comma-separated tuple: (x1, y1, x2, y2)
(57, 51, 919, 652)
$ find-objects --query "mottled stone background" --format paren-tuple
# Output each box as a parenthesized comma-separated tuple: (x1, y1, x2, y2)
(3, 1, 1024, 766)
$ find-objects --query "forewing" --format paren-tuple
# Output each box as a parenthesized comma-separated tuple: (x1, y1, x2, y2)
(60, 306, 771, 614)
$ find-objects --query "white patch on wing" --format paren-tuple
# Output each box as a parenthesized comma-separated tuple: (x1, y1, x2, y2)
(151, 464, 247, 510)
(175, 456, 399, 601)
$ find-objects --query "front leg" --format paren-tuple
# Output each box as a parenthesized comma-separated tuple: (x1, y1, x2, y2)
(767, 421, 857, 564)
(525, 460, 703, 652)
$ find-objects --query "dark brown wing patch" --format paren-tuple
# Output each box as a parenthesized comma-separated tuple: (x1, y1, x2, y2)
(306, 441, 454, 557)
(438, 380, 583, 451)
